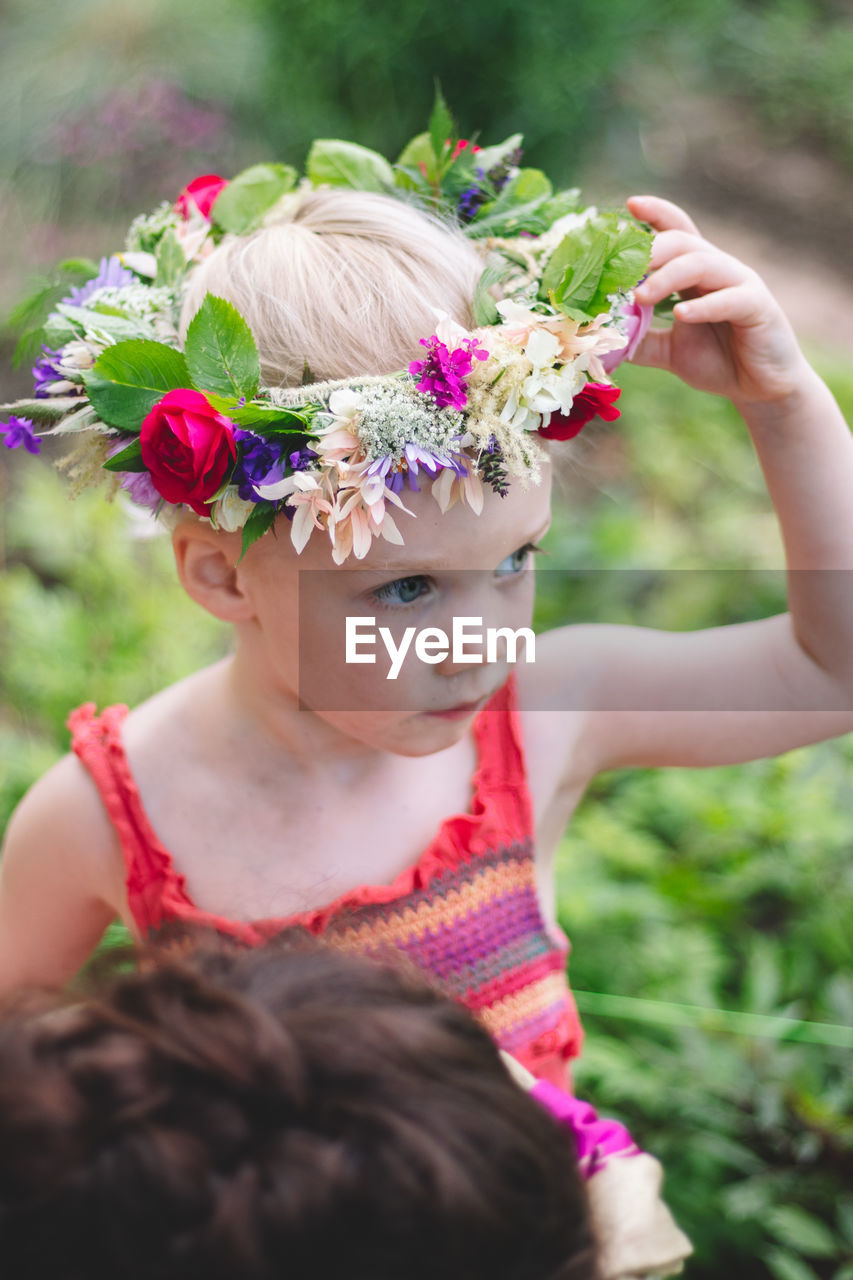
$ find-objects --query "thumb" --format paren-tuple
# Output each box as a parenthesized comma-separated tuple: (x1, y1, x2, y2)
(626, 327, 671, 371)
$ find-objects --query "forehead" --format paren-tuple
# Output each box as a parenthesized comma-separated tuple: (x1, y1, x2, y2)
(322, 467, 553, 574)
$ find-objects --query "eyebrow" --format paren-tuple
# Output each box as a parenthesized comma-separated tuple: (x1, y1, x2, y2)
(350, 519, 554, 578)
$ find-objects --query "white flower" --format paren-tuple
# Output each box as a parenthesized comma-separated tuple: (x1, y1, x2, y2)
(328, 388, 365, 421)
(214, 488, 256, 532)
(316, 388, 366, 433)
(523, 327, 561, 368)
(117, 251, 157, 278)
(495, 298, 544, 329)
(256, 473, 301, 502)
(173, 212, 210, 263)
(432, 311, 472, 347)
(57, 340, 97, 372)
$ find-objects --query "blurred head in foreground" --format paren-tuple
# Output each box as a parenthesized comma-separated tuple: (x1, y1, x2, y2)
(0, 929, 596, 1280)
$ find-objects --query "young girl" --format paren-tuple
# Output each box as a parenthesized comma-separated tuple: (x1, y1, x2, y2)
(1, 121, 853, 1100)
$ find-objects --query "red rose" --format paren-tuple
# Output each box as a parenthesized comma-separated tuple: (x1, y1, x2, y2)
(140, 389, 237, 517)
(537, 383, 622, 441)
(175, 174, 229, 221)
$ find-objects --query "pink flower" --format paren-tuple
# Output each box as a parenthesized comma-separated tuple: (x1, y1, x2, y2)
(537, 382, 622, 440)
(175, 174, 229, 221)
(599, 300, 653, 374)
(409, 335, 489, 411)
(140, 388, 236, 516)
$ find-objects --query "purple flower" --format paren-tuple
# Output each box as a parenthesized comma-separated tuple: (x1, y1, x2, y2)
(458, 168, 488, 223)
(288, 445, 319, 471)
(233, 430, 317, 501)
(233, 429, 285, 500)
(104, 439, 160, 510)
(409, 335, 489, 411)
(1, 416, 40, 454)
(120, 470, 162, 512)
(369, 442, 470, 494)
(32, 346, 65, 398)
(64, 256, 134, 307)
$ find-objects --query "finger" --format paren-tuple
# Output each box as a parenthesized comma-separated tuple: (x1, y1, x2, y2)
(647, 228, 712, 271)
(635, 250, 752, 306)
(674, 283, 768, 327)
(626, 194, 701, 237)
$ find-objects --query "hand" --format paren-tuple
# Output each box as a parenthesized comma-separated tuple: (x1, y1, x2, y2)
(627, 195, 811, 408)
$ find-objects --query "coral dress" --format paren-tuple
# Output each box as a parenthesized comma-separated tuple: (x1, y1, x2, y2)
(68, 673, 584, 1087)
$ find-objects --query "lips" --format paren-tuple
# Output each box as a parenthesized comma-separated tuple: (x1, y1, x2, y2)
(424, 692, 494, 718)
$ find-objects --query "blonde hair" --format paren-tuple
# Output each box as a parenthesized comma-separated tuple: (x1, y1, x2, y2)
(179, 189, 484, 387)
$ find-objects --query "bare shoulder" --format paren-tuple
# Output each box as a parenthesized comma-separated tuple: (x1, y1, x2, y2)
(0, 752, 126, 990)
(1, 751, 124, 907)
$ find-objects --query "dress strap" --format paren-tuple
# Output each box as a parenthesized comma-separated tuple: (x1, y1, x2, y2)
(68, 703, 174, 935)
(67, 704, 292, 946)
(470, 672, 535, 840)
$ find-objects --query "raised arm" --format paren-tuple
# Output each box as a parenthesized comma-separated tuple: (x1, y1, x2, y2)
(535, 196, 853, 776)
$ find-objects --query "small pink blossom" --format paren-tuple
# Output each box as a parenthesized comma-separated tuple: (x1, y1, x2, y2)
(409, 334, 489, 411)
(599, 300, 654, 374)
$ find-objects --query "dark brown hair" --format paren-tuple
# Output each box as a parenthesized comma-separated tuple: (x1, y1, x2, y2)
(0, 928, 597, 1280)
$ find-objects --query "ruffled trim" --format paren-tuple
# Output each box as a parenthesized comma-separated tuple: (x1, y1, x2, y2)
(66, 672, 534, 945)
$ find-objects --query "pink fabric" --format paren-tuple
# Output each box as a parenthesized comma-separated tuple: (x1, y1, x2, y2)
(531, 1079, 640, 1178)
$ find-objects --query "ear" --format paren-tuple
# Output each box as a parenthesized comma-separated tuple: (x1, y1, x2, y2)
(171, 519, 255, 623)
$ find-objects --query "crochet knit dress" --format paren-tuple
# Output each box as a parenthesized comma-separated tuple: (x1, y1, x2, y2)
(68, 673, 583, 1088)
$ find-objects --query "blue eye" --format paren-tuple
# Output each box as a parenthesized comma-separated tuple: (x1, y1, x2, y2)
(495, 543, 539, 577)
(371, 575, 432, 607)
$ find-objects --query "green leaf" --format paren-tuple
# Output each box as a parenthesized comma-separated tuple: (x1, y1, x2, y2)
(429, 82, 454, 164)
(205, 393, 314, 432)
(472, 264, 504, 326)
(56, 303, 150, 343)
(542, 214, 653, 323)
(395, 133, 435, 189)
(239, 503, 278, 561)
(42, 312, 81, 349)
(83, 340, 190, 431)
(102, 437, 147, 473)
(838, 1200, 853, 1249)
(764, 1248, 822, 1280)
(543, 233, 610, 317)
(766, 1206, 839, 1258)
(467, 169, 553, 237)
(211, 163, 298, 235)
(184, 294, 260, 400)
(598, 222, 653, 297)
(0, 396, 83, 425)
(537, 188, 582, 224)
(154, 228, 186, 288)
(306, 140, 394, 193)
(7, 259, 100, 368)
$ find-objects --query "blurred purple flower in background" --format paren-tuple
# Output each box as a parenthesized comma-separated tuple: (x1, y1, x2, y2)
(64, 257, 134, 308)
(1, 416, 40, 454)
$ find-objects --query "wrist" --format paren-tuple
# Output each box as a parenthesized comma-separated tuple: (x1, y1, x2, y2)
(731, 360, 827, 428)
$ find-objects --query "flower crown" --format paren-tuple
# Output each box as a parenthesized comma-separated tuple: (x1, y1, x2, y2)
(2, 96, 654, 563)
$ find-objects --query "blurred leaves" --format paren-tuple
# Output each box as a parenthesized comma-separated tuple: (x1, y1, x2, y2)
(1, 357, 852, 1280)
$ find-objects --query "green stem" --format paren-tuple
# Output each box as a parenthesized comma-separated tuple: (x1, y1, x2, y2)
(572, 990, 853, 1048)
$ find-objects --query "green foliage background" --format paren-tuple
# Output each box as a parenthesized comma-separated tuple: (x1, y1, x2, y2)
(2, 1, 853, 1276)
(3, 365, 852, 1280)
